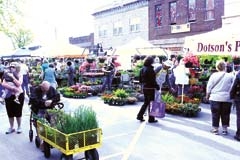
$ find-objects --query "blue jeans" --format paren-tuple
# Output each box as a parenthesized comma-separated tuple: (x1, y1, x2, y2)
(210, 101, 232, 128)
(21, 75, 29, 95)
(234, 100, 240, 136)
(101, 72, 114, 92)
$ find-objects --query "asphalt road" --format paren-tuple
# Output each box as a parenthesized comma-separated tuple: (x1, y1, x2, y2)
(0, 96, 240, 160)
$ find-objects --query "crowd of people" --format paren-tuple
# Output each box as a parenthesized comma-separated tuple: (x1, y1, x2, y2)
(1, 54, 240, 143)
(137, 55, 240, 142)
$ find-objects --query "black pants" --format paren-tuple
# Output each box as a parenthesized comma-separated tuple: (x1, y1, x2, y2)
(137, 88, 155, 121)
(5, 93, 24, 117)
(210, 100, 232, 128)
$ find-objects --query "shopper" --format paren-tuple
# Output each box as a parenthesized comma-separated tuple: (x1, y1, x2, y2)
(155, 59, 175, 93)
(230, 70, 240, 141)
(66, 61, 75, 86)
(101, 57, 116, 92)
(137, 56, 160, 123)
(43, 63, 58, 89)
(19, 60, 30, 96)
(1, 62, 24, 134)
(206, 60, 234, 135)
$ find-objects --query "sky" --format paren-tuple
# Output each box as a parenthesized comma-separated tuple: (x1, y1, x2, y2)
(23, 0, 116, 44)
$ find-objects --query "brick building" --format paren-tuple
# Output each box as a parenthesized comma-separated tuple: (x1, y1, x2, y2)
(149, 0, 224, 53)
(70, 0, 225, 55)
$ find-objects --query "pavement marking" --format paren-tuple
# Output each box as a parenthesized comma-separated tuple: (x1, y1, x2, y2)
(121, 121, 146, 160)
(101, 151, 124, 160)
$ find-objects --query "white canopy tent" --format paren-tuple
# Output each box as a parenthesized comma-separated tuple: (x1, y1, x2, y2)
(113, 37, 168, 69)
(184, 22, 240, 55)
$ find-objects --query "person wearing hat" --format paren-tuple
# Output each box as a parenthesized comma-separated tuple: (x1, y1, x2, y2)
(154, 59, 175, 93)
(0, 62, 21, 104)
(1, 61, 24, 134)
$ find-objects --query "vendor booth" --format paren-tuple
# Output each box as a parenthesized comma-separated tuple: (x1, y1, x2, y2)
(113, 37, 168, 70)
(184, 23, 240, 55)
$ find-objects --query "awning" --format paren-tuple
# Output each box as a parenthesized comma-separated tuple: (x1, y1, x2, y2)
(184, 23, 240, 55)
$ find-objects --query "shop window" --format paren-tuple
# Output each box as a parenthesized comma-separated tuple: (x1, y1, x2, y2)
(188, 0, 196, 22)
(155, 4, 162, 27)
(169, 2, 177, 25)
(205, 0, 215, 20)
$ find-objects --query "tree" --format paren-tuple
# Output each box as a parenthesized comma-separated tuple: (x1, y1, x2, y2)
(0, 0, 33, 49)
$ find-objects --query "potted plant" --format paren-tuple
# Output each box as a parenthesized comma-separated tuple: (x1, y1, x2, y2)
(46, 105, 99, 149)
(182, 53, 200, 68)
(179, 103, 201, 117)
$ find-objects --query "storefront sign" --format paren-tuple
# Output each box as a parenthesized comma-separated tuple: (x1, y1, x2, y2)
(197, 41, 240, 53)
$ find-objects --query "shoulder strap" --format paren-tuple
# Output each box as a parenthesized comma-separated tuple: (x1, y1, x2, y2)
(210, 73, 225, 92)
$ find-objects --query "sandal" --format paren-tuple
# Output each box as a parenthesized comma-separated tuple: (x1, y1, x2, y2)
(6, 128, 15, 134)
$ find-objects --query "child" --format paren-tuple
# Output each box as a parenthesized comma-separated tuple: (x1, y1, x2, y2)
(0, 71, 20, 104)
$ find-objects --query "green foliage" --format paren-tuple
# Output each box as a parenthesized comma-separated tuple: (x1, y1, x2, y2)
(113, 89, 129, 98)
(47, 106, 98, 134)
(179, 103, 201, 117)
(161, 92, 175, 104)
(198, 55, 232, 68)
(132, 61, 143, 77)
(0, 0, 33, 49)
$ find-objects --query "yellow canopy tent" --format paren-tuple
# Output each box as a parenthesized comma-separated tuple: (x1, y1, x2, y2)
(44, 42, 89, 58)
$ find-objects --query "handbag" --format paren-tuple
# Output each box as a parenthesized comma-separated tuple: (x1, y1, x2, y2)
(149, 90, 166, 118)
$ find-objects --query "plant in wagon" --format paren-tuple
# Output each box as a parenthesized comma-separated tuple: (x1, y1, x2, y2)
(46, 105, 99, 149)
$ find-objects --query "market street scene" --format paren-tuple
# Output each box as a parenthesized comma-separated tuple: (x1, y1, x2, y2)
(1, 0, 240, 160)
(0, 96, 240, 160)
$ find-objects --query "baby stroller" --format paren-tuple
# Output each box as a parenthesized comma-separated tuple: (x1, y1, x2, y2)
(28, 86, 64, 156)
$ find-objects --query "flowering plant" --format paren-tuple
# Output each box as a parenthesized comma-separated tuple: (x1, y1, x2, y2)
(182, 53, 200, 67)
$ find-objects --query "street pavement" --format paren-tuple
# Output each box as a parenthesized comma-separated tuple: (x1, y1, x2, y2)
(0, 96, 240, 160)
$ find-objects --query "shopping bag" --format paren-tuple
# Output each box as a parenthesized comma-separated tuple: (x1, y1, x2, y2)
(149, 100, 166, 118)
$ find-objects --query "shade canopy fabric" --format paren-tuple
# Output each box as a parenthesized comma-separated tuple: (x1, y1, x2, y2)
(113, 37, 170, 69)
(1, 48, 40, 58)
(184, 22, 240, 55)
(44, 42, 89, 58)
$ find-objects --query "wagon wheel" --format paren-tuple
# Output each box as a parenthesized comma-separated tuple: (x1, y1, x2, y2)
(29, 129, 33, 142)
(43, 141, 51, 158)
(60, 154, 73, 160)
(84, 149, 99, 160)
(35, 136, 41, 148)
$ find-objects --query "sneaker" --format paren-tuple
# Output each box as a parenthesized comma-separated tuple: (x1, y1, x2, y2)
(222, 130, 228, 135)
(136, 117, 145, 122)
(148, 120, 158, 123)
(210, 128, 219, 135)
(6, 128, 15, 134)
(17, 127, 22, 134)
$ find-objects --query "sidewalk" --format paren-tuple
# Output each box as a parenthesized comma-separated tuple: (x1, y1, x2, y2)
(0, 97, 239, 160)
